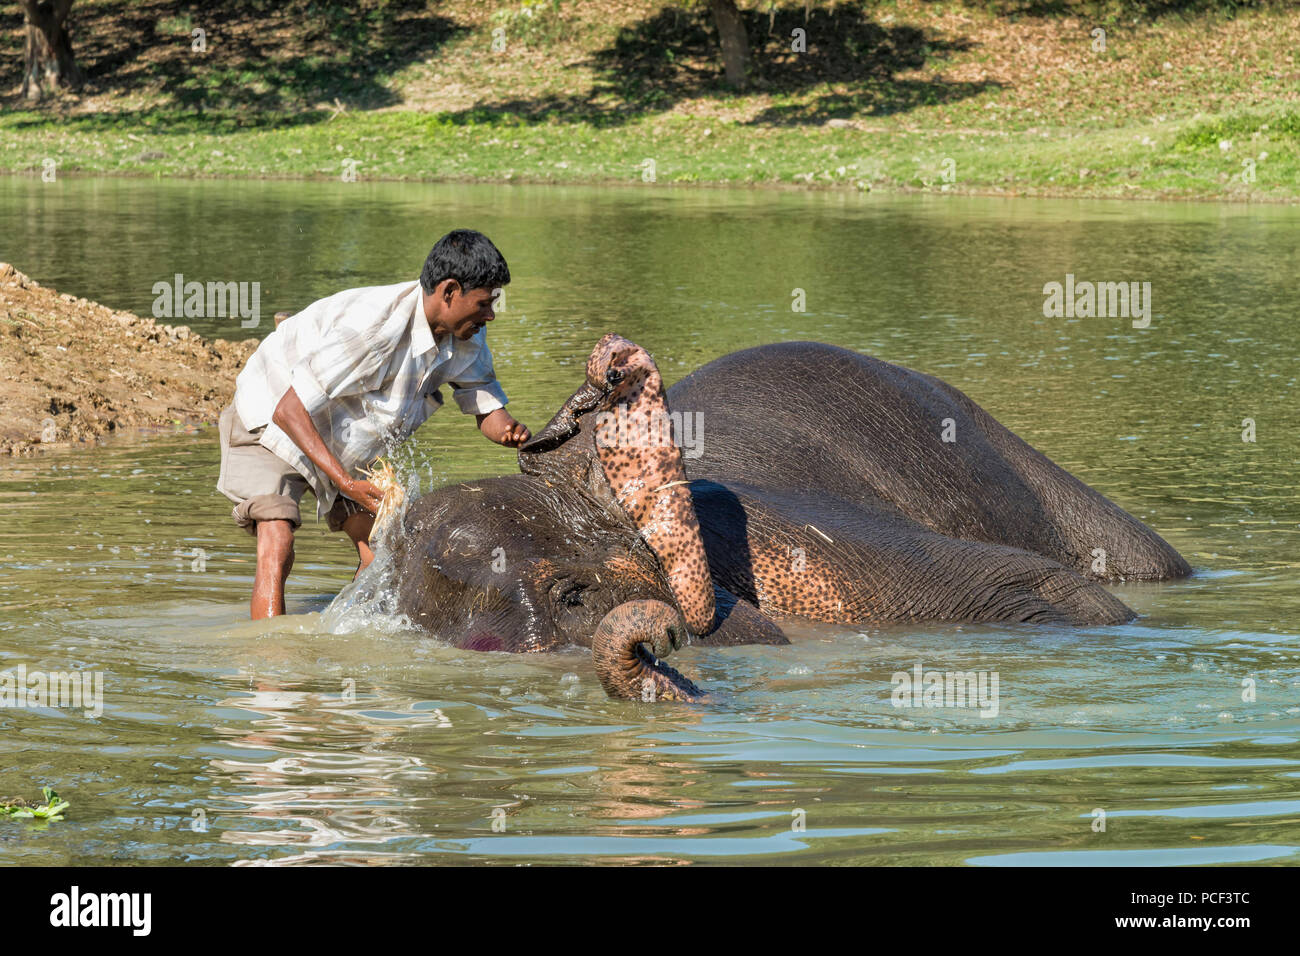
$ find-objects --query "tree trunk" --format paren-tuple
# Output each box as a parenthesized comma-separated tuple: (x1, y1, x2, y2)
(708, 0, 749, 88)
(21, 0, 82, 102)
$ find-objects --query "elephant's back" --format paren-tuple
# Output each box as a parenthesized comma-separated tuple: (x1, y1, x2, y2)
(667, 341, 1189, 580)
(669, 342, 944, 437)
(668, 342, 1048, 547)
(670, 341, 894, 402)
(667, 340, 964, 463)
(668, 342, 932, 472)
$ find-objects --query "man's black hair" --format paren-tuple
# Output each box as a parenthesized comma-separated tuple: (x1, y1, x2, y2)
(420, 229, 510, 295)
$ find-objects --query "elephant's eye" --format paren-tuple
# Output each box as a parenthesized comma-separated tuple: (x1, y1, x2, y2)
(605, 367, 623, 387)
(560, 584, 586, 607)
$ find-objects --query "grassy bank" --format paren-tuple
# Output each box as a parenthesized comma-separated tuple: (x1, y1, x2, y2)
(1, 0, 1297, 201)
(3, 102, 1297, 200)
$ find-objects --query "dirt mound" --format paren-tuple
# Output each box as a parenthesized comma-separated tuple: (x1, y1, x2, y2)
(0, 263, 258, 454)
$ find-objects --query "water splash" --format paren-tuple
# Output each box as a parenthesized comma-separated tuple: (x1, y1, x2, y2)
(321, 462, 424, 636)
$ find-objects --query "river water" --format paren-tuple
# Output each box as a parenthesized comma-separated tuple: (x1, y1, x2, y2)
(1, 178, 1297, 865)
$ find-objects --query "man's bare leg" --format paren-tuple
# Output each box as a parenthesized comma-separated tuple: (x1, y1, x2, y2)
(341, 510, 376, 580)
(252, 519, 295, 619)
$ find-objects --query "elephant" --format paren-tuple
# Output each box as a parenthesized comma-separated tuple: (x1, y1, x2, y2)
(386, 334, 1190, 701)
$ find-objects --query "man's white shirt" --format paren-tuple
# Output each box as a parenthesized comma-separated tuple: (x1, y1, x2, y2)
(233, 280, 507, 517)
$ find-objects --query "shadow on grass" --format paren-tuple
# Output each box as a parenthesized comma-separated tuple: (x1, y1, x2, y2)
(0, 108, 333, 134)
(950, 0, 1281, 17)
(2, 1, 996, 129)
(441, 2, 994, 128)
(0, 0, 463, 112)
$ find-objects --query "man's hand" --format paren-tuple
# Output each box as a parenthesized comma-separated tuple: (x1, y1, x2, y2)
(477, 408, 531, 447)
(343, 477, 385, 515)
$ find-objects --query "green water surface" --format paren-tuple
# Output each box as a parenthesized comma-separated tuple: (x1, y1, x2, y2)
(0, 177, 1297, 865)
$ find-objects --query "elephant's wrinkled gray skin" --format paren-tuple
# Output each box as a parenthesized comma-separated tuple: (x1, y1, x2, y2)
(668, 342, 1191, 602)
(390, 338, 1190, 700)
(391, 334, 785, 701)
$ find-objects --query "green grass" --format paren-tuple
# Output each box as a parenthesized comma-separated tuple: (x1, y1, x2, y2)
(1174, 111, 1300, 149)
(2, 0, 1298, 201)
(1, 103, 1296, 201)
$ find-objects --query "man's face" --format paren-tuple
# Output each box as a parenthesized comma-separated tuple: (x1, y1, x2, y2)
(430, 282, 499, 340)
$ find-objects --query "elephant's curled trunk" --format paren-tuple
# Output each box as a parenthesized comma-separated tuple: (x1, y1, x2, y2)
(592, 600, 704, 702)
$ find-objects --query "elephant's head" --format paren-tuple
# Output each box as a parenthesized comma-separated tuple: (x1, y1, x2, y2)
(391, 334, 721, 701)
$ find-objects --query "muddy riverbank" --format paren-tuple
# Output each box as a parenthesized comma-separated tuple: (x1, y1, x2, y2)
(0, 263, 257, 455)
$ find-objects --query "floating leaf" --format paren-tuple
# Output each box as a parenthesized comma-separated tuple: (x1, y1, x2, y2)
(2, 786, 70, 821)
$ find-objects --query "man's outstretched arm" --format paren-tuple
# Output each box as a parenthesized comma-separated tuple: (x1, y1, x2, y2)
(272, 386, 385, 514)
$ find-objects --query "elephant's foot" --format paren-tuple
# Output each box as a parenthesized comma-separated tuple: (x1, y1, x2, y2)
(592, 600, 705, 702)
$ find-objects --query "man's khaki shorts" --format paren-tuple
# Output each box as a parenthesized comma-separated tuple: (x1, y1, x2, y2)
(216, 405, 366, 536)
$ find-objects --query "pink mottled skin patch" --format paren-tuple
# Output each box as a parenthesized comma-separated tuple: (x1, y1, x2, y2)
(584, 334, 716, 635)
(462, 631, 507, 652)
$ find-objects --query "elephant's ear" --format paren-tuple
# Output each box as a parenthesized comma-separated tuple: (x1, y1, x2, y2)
(586, 334, 716, 636)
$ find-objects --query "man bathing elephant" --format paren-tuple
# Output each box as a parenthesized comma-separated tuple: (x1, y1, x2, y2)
(215, 230, 532, 618)
(385, 334, 1190, 701)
